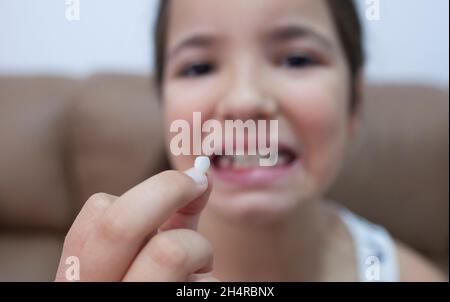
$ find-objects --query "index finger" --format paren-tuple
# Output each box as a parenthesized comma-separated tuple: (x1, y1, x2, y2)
(159, 172, 213, 231)
(79, 167, 210, 281)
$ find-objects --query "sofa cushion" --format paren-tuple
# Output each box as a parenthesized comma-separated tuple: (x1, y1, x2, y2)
(328, 84, 449, 269)
(0, 76, 78, 231)
(67, 74, 168, 211)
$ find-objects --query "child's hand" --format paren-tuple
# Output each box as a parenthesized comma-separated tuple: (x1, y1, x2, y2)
(55, 159, 218, 282)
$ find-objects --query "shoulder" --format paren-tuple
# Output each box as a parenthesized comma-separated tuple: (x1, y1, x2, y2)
(395, 240, 447, 282)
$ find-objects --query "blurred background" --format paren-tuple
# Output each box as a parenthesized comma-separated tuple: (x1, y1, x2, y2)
(0, 0, 449, 87)
(0, 0, 448, 281)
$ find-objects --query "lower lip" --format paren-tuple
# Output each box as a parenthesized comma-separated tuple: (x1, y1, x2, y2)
(210, 159, 300, 187)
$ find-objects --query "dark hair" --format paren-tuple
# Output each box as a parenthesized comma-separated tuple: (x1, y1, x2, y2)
(153, 0, 364, 111)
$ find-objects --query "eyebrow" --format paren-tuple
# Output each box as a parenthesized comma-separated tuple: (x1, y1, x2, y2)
(168, 33, 219, 60)
(267, 24, 334, 50)
(167, 24, 333, 60)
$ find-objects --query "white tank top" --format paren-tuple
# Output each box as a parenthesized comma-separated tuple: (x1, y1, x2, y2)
(338, 206, 399, 282)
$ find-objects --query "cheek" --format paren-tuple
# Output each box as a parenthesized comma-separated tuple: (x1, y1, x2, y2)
(162, 79, 221, 170)
(163, 76, 224, 122)
(164, 81, 214, 123)
(276, 72, 350, 188)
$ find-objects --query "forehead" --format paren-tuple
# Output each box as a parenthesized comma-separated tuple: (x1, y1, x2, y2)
(167, 0, 336, 46)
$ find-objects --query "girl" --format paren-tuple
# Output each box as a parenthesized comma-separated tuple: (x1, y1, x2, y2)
(56, 0, 445, 281)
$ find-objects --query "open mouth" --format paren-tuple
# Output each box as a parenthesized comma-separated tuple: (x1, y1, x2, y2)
(211, 147, 297, 170)
(209, 145, 299, 186)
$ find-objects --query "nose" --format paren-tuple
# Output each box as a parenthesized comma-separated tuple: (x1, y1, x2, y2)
(216, 64, 278, 121)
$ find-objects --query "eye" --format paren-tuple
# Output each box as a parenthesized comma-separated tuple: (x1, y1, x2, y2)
(280, 54, 318, 69)
(179, 62, 215, 77)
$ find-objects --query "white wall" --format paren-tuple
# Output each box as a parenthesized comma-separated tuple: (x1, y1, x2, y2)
(0, 0, 448, 88)
(355, 0, 449, 88)
(0, 0, 158, 76)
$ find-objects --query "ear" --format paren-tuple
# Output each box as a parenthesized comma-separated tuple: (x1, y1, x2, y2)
(347, 69, 364, 140)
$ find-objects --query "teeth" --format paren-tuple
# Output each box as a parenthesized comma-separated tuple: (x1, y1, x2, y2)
(251, 155, 260, 166)
(216, 151, 294, 169)
(217, 151, 293, 170)
(232, 156, 245, 168)
(233, 155, 259, 169)
(217, 155, 264, 169)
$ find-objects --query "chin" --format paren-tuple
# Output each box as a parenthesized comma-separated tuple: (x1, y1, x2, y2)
(206, 187, 309, 225)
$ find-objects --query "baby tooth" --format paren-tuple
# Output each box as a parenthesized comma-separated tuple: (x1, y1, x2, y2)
(195, 156, 210, 174)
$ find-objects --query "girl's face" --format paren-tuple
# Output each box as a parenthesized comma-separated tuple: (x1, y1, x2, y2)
(163, 0, 357, 223)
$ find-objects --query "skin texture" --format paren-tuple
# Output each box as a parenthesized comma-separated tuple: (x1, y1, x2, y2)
(55, 0, 447, 282)
(163, 0, 352, 224)
(162, 0, 446, 281)
(162, 0, 358, 280)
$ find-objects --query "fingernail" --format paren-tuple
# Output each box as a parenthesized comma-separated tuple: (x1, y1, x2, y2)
(184, 156, 210, 185)
(184, 167, 208, 185)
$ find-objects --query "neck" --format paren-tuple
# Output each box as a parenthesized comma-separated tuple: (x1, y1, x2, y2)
(198, 199, 335, 281)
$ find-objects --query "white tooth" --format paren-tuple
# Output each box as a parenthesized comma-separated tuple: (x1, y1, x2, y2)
(231, 155, 263, 169)
(244, 156, 254, 168)
(233, 155, 245, 168)
(227, 156, 234, 167)
(251, 155, 259, 167)
(231, 156, 238, 168)
(195, 156, 210, 174)
(231, 156, 238, 167)
(232, 155, 246, 169)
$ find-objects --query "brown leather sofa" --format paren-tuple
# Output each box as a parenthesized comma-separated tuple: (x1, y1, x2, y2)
(0, 74, 448, 281)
